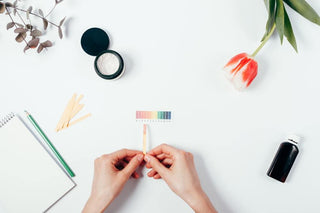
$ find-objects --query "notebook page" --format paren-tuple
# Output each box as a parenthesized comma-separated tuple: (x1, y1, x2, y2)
(0, 116, 75, 213)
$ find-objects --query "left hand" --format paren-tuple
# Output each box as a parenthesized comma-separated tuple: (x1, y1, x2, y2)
(82, 149, 144, 213)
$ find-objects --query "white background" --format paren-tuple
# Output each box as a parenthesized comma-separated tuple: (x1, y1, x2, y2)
(1, 0, 320, 212)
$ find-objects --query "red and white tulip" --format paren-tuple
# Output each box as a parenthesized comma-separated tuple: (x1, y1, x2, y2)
(223, 53, 258, 90)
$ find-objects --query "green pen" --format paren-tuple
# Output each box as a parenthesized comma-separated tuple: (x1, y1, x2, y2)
(25, 110, 75, 177)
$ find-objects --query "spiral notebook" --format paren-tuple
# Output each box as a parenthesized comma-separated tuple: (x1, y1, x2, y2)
(0, 113, 76, 213)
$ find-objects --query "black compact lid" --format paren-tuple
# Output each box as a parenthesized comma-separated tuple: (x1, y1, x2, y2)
(81, 28, 110, 56)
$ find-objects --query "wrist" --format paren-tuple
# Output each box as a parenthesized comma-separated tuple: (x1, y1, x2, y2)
(82, 193, 113, 213)
(185, 189, 217, 213)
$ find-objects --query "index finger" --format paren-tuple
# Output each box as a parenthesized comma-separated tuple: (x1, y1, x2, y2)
(148, 144, 179, 156)
(111, 149, 143, 161)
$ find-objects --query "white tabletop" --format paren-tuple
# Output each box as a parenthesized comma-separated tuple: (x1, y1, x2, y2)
(1, 0, 320, 212)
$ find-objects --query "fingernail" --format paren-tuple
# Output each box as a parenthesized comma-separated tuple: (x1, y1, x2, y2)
(144, 155, 150, 163)
(137, 154, 143, 161)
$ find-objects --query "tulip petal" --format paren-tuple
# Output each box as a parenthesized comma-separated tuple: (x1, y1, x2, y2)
(223, 53, 258, 90)
(243, 59, 258, 87)
(224, 53, 248, 68)
(232, 57, 251, 76)
(232, 62, 250, 90)
(224, 53, 248, 79)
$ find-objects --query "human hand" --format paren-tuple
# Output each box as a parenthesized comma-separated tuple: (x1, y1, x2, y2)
(145, 144, 217, 213)
(83, 149, 144, 213)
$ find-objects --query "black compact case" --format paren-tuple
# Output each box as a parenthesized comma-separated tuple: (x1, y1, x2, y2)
(81, 27, 125, 80)
(267, 136, 300, 183)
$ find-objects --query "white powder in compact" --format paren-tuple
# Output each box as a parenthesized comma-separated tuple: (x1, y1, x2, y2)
(97, 52, 120, 75)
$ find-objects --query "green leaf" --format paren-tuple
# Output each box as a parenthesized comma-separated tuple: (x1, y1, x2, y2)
(283, 0, 320, 25)
(275, 0, 285, 44)
(284, 6, 298, 52)
(268, 0, 276, 28)
(261, 29, 269, 42)
(261, 0, 276, 41)
(264, 0, 268, 8)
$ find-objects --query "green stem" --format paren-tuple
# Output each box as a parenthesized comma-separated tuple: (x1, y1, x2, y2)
(251, 24, 276, 57)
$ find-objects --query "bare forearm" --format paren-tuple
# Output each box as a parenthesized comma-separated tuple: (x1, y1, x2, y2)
(186, 190, 218, 213)
(82, 194, 113, 213)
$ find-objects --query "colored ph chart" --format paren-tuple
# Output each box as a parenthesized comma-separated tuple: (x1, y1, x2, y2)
(136, 111, 172, 122)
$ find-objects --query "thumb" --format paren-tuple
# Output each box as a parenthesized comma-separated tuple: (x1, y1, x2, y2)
(145, 155, 168, 178)
(122, 154, 143, 178)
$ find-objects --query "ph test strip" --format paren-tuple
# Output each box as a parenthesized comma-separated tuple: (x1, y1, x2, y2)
(136, 111, 172, 121)
(143, 124, 147, 154)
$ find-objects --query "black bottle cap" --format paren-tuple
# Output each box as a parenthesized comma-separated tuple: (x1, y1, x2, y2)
(81, 28, 110, 56)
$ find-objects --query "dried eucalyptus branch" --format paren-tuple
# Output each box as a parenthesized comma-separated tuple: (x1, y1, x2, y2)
(0, 0, 66, 53)
(5, 6, 29, 46)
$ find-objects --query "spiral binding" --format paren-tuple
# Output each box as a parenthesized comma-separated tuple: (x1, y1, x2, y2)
(0, 113, 15, 128)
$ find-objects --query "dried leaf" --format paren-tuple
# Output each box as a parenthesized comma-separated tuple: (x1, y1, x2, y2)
(58, 27, 63, 39)
(6, 22, 15, 30)
(24, 45, 30, 53)
(15, 32, 26, 43)
(59, 17, 66, 26)
(5, 2, 13, 7)
(26, 24, 33, 30)
(41, 40, 53, 47)
(43, 19, 48, 30)
(14, 28, 28, 33)
(38, 9, 44, 17)
(28, 38, 40, 48)
(26, 6, 32, 19)
(0, 3, 5, 14)
(37, 44, 44, 53)
(30, 29, 42, 37)
(15, 23, 24, 28)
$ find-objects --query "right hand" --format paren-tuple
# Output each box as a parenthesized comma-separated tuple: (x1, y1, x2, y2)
(83, 149, 144, 213)
(144, 144, 217, 213)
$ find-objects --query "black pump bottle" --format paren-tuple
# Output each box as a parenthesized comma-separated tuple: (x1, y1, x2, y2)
(267, 135, 300, 183)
